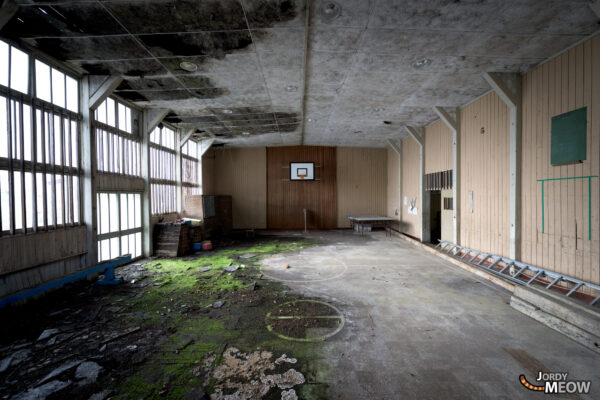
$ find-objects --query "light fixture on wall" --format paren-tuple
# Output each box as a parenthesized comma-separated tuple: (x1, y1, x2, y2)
(374, 107, 385, 112)
(242, 131, 250, 135)
(222, 109, 233, 114)
(285, 85, 298, 92)
(480, 126, 485, 134)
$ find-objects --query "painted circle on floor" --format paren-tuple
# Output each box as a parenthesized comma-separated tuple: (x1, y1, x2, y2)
(260, 258, 348, 283)
(265, 300, 345, 342)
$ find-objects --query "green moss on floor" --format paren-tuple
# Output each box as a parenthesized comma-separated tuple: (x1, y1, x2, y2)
(113, 236, 329, 399)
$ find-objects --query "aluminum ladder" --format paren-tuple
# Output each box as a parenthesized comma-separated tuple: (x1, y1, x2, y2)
(435, 240, 600, 307)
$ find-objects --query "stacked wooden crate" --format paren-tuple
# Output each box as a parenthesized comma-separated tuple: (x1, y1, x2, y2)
(153, 222, 191, 257)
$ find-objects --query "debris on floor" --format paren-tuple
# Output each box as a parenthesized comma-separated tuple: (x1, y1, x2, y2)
(0, 236, 327, 399)
(208, 347, 305, 400)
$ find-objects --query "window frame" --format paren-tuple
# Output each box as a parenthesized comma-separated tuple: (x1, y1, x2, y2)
(0, 40, 82, 236)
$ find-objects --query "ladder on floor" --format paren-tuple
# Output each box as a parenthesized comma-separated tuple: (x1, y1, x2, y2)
(435, 240, 600, 307)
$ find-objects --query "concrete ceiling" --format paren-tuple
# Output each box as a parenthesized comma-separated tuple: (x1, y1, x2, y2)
(1, 0, 599, 147)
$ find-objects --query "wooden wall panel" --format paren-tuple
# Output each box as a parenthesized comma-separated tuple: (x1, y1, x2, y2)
(337, 147, 388, 227)
(521, 36, 600, 285)
(459, 91, 510, 257)
(425, 119, 453, 174)
(201, 148, 267, 229)
(401, 138, 421, 239)
(0, 226, 87, 276)
(267, 146, 336, 229)
(387, 147, 400, 220)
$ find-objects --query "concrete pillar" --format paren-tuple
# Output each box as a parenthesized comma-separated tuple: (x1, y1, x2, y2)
(483, 72, 522, 260)
(141, 109, 169, 257)
(433, 106, 460, 245)
(406, 126, 430, 243)
(387, 138, 403, 224)
(80, 77, 97, 267)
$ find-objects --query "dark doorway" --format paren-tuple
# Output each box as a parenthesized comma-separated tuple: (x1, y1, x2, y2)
(429, 191, 441, 244)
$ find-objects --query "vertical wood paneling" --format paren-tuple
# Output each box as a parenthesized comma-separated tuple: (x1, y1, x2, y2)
(401, 138, 421, 239)
(459, 92, 511, 256)
(267, 146, 336, 229)
(201, 147, 267, 229)
(337, 147, 388, 227)
(387, 147, 400, 220)
(425, 119, 453, 174)
(521, 36, 600, 285)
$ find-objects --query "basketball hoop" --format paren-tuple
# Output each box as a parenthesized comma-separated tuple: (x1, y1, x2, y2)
(298, 174, 306, 179)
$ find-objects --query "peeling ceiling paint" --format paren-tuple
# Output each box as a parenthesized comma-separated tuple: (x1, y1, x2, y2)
(1, 0, 598, 147)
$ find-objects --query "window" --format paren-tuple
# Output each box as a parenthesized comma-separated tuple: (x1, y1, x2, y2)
(96, 192, 142, 262)
(150, 125, 177, 215)
(94, 98, 140, 175)
(0, 40, 81, 235)
(181, 139, 201, 203)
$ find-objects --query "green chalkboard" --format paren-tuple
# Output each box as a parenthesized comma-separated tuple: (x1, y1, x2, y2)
(551, 107, 587, 165)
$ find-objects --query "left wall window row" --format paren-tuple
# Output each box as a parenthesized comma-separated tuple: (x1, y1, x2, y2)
(0, 40, 81, 235)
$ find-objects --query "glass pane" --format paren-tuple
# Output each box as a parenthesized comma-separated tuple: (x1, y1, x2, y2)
(14, 172, 22, 230)
(36, 172, 44, 227)
(110, 237, 119, 259)
(44, 112, 51, 163)
(10, 100, 20, 160)
(121, 193, 127, 230)
(134, 193, 141, 228)
(109, 193, 118, 232)
(118, 103, 126, 132)
(36, 110, 43, 162)
(128, 233, 135, 258)
(125, 107, 131, 133)
(23, 105, 31, 161)
(25, 172, 33, 228)
(128, 193, 135, 229)
(51, 68, 65, 108)
(107, 97, 115, 127)
(121, 235, 128, 256)
(54, 115, 61, 165)
(135, 232, 141, 257)
(0, 41, 8, 87)
(0, 171, 9, 231)
(63, 119, 70, 167)
(63, 175, 70, 224)
(71, 120, 78, 166)
(66, 76, 78, 112)
(99, 192, 109, 234)
(72, 175, 79, 224)
(101, 239, 110, 262)
(0, 96, 6, 158)
(55, 174, 62, 225)
(46, 174, 54, 226)
(96, 99, 106, 124)
(35, 60, 51, 102)
(10, 46, 29, 94)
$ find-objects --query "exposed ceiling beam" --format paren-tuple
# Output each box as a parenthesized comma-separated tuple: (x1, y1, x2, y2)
(387, 138, 402, 155)
(199, 138, 215, 156)
(89, 75, 123, 110)
(145, 108, 170, 134)
(0, 1, 18, 31)
(433, 106, 458, 133)
(405, 126, 424, 147)
(591, 0, 600, 18)
(482, 72, 518, 109)
(300, 0, 311, 146)
(180, 129, 195, 147)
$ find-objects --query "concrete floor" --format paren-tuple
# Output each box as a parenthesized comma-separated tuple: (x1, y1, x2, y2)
(261, 230, 600, 399)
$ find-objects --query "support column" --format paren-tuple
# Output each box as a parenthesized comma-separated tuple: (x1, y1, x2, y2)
(387, 138, 402, 224)
(175, 129, 182, 216)
(434, 106, 460, 245)
(141, 108, 169, 257)
(406, 126, 430, 243)
(80, 77, 96, 267)
(483, 72, 522, 260)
